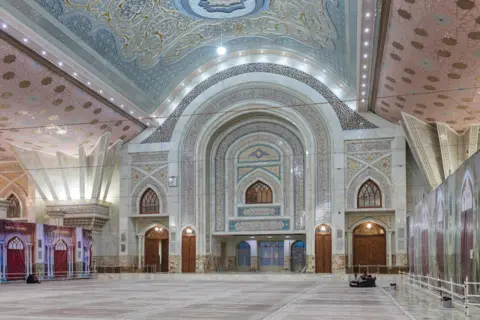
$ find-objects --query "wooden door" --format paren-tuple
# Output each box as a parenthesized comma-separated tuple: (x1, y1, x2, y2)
(315, 233, 332, 273)
(54, 241, 68, 277)
(7, 237, 25, 281)
(182, 235, 196, 273)
(161, 239, 169, 272)
(145, 239, 159, 272)
(353, 235, 386, 267)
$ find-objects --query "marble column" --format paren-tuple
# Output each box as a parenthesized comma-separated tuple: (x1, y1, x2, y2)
(346, 231, 353, 267)
(0, 199, 10, 219)
(1, 244, 6, 281)
(386, 231, 393, 268)
(137, 235, 144, 270)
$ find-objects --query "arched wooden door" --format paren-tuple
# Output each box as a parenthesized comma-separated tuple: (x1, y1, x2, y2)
(353, 222, 386, 268)
(315, 225, 332, 273)
(237, 241, 251, 272)
(145, 226, 169, 272)
(7, 237, 25, 280)
(182, 227, 196, 273)
(54, 240, 68, 278)
(291, 240, 306, 272)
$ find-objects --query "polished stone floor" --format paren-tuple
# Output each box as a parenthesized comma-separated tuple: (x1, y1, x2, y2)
(0, 275, 478, 319)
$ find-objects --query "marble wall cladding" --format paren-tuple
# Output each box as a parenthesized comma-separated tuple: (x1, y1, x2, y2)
(251, 256, 258, 271)
(93, 256, 120, 266)
(75, 262, 83, 274)
(396, 253, 408, 267)
(168, 255, 181, 273)
(306, 255, 315, 273)
(35, 263, 45, 279)
(196, 255, 206, 273)
(284, 256, 291, 271)
(119, 255, 136, 267)
(332, 254, 345, 273)
(205, 255, 217, 273)
(227, 256, 236, 270)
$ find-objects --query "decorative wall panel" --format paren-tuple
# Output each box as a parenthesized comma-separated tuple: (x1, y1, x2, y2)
(229, 219, 290, 232)
(237, 206, 281, 217)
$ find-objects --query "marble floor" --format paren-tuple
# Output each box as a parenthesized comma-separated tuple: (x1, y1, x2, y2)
(0, 275, 478, 320)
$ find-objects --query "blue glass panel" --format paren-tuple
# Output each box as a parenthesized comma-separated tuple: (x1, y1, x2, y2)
(259, 241, 284, 267)
(237, 241, 251, 267)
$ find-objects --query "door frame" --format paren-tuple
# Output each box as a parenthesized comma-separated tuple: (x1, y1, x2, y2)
(181, 226, 196, 273)
(352, 221, 387, 268)
(315, 224, 332, 273)
(137, 223, 169, 271)
(144, 226, 169, 272)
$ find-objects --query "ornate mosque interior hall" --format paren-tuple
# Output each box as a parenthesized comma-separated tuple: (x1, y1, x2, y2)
(2, 0, 480, 318)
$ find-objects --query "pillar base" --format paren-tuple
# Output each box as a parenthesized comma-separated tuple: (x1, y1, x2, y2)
(332, 254, 345, 273)
(168, 255, 181, 273)
(284, 256, 291, 271)
(251, 256, 258, 271)
(227, 256, 236, 270)
(306, 255, 315, 273)
(395, 253, 408, 267)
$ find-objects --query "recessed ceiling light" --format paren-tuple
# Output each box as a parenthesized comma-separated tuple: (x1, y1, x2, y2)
(285, 236, 290, 238)
(181, 83, 184, 86)
(120, 104, 124, 108)
(23, 38, 28, 43)
(130, 111, 133, 114)
(365, 28, 370, 33)
(1, 23, 7, 29)
(99, 90, 103, 94)
(87, 81, 91, 85)
(364, 41, 369, 46)
(362, 83, 366, 87)
(260, 50, 264, 53)
(363, 65, 367, 69)
(216, 46, 226, 56)
(58, 62, 63, 66)
(73, 72, 77, 76)
(363, 54, 368, 58)
(167, 99, 171, 102)
(110, 97, 114, 101)
(362, 74, 367, 79)
(362, 91, 366, 95)
(147, 122, 150, 126)
(361, 99, 366, 103)
(139, 117, 142, 120)
(41, 51, 46, 55)
(250, 236, 255, 239)
(238, 52, 242, 56)
(366, 12, 371, 18)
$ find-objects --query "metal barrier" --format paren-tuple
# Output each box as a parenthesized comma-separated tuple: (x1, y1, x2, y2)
(399, 272, 480, 317)
(1, 270, 95, 283)
(94, 264, 157, 274)
(346, 265, 409, 274)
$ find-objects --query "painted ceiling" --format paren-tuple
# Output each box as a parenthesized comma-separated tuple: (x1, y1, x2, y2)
(3, 0, 361, 112)
(374, 0, 480, 132)
(0, 33, 145, 162)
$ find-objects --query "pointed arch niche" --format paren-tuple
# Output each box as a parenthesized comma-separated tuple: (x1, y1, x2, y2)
(7, 194, 21, 218)
(357, 179, 382, 209)
(245, 181, 273, 204)
(140, 188, 160, 214)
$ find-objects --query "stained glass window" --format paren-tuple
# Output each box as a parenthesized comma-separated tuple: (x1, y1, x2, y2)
(245, 181, 273, 204)
(140, 188, 160, 214)
(357, 179, 382, 208)
(7, 194, 21, 218)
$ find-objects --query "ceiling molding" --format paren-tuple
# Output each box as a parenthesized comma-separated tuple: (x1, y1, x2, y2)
(368, 0, 391, 114)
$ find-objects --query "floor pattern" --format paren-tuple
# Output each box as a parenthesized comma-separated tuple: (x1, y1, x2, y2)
(0, 276, 478, 319)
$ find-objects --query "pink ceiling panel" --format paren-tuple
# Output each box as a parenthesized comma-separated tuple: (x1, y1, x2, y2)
(375, 0, 480, 131)
(0, 38, 144, 161)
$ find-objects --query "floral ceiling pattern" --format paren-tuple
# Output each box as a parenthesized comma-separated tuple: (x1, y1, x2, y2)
(0, 35, 144, 161)
(3, 0, 360, 110)
(374, 0, 480, 131)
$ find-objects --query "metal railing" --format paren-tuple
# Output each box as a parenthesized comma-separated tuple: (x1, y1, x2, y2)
(94, 264, 157, 274)
(346, 265, 409, 274)
(1, 270, 95, 283)
(399, 272, 480, 317)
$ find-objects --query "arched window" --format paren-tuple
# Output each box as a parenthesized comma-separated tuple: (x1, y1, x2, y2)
(357, 179, 382, 208)
(245, 181, 273, 204)
(140, 188, 159, 214)
(7, 194, 21, 218)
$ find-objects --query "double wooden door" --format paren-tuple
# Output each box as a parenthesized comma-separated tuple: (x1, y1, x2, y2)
(182, 235, 196, 273)
(145, 239, 169, 272)
(353, 235, 386, 266)
(315, 233, 332, 273)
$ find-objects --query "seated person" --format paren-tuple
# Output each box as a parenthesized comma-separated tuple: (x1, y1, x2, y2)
(26, 274, 40, 284)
